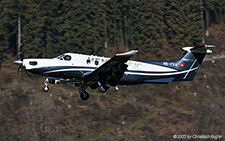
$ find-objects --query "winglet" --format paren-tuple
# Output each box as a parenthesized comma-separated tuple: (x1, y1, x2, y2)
(116, 50, 138, 57)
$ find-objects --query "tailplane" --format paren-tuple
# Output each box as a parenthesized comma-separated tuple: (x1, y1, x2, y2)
(175, 45, 215, 81)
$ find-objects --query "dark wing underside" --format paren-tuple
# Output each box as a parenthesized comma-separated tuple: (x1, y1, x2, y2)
(83, 50, 138, 86)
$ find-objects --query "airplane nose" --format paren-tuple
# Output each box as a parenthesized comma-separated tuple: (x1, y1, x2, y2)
(13, 59, 23, 65)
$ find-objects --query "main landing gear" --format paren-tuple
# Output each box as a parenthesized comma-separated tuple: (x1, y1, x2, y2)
(43, 77, 49, 92)
(79, 84, 89, 101)
(79, 81, 110, 101)
(79, 91, 89, 101)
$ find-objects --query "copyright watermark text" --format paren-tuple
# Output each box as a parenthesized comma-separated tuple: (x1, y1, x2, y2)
(173, 134, 222, 140)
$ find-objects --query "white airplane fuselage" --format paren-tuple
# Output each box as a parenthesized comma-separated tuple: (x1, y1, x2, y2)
(14, 45, 215, 100)
(22, 53, 181, 85)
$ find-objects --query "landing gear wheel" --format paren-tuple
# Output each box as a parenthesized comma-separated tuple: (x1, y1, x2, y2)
(80, 92, 89, 101)
(43, 86, 49, 92)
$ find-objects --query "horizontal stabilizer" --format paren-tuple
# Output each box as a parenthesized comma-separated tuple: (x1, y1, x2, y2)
(182, 45, 215, 53)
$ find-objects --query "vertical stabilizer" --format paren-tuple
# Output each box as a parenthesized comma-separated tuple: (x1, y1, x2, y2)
(176, 45, 215, 81)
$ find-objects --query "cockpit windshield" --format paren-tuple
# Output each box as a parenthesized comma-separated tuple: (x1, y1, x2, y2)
(54, 54, 71, 61)
(54, 54, 65, 59)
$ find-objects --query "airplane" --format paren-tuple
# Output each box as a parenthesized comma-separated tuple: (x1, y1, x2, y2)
(14, 45, 215, 101)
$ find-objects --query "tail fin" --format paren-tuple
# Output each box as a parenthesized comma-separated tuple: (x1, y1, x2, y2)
(175, 45, 215, 81)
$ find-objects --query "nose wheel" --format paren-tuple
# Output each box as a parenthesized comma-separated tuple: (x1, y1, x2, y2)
(43, 77, 49, 92)
(43, 86, 49, 92)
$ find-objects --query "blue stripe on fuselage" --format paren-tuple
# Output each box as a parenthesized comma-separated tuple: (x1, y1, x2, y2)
(28, 65, 178, 75)
(28, 66, 96, 74)
(27, 65, 186, 84)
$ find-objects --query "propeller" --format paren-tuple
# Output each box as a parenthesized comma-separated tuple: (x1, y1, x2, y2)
(14, 43, 24, 73)
(14, 16, 24, 73)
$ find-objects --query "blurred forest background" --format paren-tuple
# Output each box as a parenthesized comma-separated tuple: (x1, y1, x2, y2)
(0, 0, 225, 140)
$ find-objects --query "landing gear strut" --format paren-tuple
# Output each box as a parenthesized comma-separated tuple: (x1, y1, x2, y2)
(43, 77, 49, 92)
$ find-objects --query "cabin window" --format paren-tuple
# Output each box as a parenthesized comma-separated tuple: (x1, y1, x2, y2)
(95, 60, 99, 66)
(29, 61, 38, 66)
(63, 55, 71, 61)
(87, 59, 91, 64)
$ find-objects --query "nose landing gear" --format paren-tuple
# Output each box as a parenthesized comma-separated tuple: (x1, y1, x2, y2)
(43, 77, 49, 92)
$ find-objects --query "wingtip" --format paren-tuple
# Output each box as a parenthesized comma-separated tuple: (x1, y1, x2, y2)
(131, 50, 138, 54)
(116, 50, 138, 56)
(205, 45, 216, 48)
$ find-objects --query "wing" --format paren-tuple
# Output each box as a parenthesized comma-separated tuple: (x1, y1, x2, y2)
(82, 50, 138, 86)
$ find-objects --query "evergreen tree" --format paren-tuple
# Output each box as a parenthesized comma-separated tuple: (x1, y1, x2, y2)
(0, 0, 18, 69)
(164, 0, 203, 48)
(204, 0, 225, 24)
(131, 0, 165, 54)
(0, 0, 223, 66)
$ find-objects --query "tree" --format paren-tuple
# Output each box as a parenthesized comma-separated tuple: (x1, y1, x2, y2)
(131, 0, 165, 54)
(0, 0, 223, 62)
(0, 0, 18, 69)
(164, 0, 203, 48)
(205, 0, 225, 24)
(68, 0, 107, 55)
